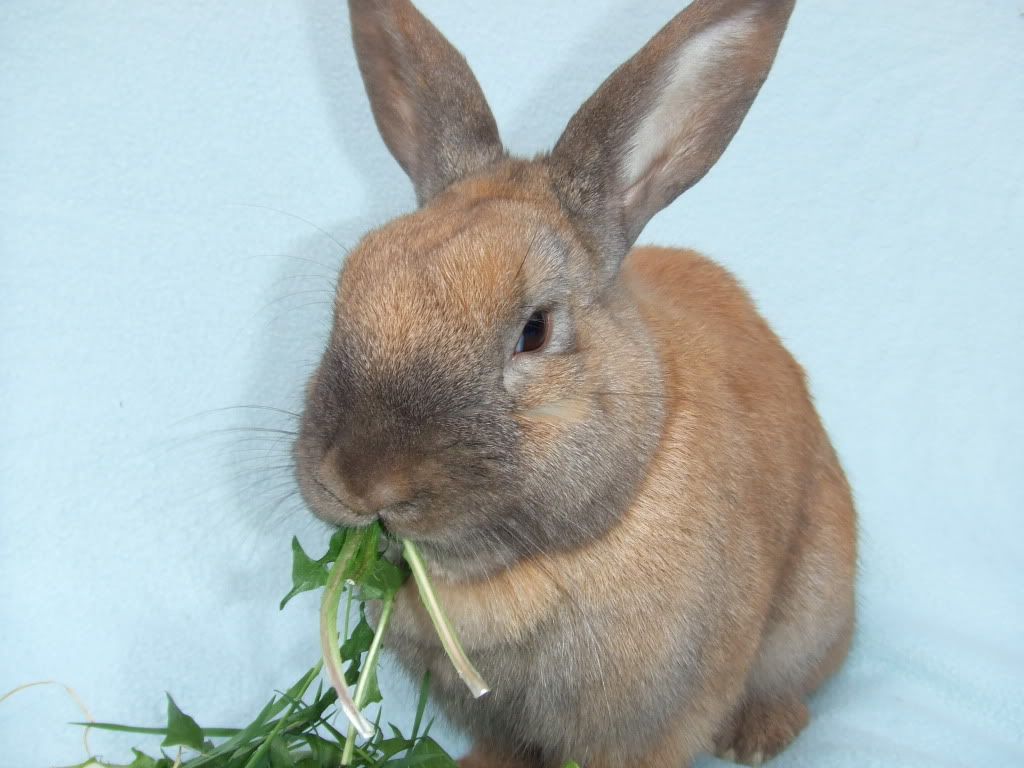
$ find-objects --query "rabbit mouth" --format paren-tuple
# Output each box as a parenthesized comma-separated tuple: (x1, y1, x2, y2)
(377, 501, 427, 536)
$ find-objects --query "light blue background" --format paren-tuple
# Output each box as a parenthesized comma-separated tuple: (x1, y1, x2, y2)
(2, 2, 1022, 766)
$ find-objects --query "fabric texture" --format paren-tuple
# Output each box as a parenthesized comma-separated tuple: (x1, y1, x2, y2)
(1, 2, 1021, 766)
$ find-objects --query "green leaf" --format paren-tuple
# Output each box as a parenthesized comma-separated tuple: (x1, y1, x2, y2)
(314, 712, 345, 745)
(57, 752, 168, 768)
(344, 659, 360, 687)
(383, 737, 458, 767)
(228, 744, 260, 765)
(72, 721, 239, 738)
(187, 665, 324, 768)
(280, 536, 331, 609)
(126, 751, 160, 768)
(339, 612, 375, 661)
(161, 693, 206, 751)
(304, 733, 342, 767)
(274, 695, 328, 735)
(318, 528, 349, 566)
(235, 667, 320, 768)
(359, 558, 407, 601)
(269, 736, 296, 767)
(182, 696, 278, 767)
(375, 735, 412, 760)
(410, 671, 430, 744)
(348, 523, 382, 584)
(361, 666, 382, 707)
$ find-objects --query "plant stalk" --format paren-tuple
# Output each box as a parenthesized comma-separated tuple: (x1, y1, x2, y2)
(341, 594, 396, 765)
(402, 540, 490, 698)
(319, 532, 374, 740)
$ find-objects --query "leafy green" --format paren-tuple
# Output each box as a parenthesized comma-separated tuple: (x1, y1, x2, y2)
(382, 737, 458, 768)
(63, 524, 579, 767)
(279, 528, 351, 609)
(359, 558, 406, 602)
(57, 748, 169, 768)
(126, 751, 161, 768)
(409, 673, 429, 746)
(279, 537, 327, 609)
(340, 613, 376, 682)
(162, 694, 207, 751)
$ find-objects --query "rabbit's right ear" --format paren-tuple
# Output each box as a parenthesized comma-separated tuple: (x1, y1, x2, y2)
(549, 0, 795, 276)
(348, 0, 503, 205)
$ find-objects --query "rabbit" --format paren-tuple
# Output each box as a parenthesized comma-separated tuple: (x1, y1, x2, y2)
(293, 0, 857, 766)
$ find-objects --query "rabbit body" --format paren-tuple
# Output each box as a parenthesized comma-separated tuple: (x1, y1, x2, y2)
(380, 197, 856, 768)
(296, 1, 856, 766)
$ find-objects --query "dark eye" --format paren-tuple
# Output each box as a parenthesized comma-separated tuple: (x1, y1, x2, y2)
(514, 310, 549, 355)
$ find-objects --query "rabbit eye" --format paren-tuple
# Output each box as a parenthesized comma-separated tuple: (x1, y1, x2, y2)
(515, 311, 549, 355)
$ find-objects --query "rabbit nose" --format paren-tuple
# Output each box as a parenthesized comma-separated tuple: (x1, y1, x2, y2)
(359, 477, 409, 513)
(317, 444, 415, 516)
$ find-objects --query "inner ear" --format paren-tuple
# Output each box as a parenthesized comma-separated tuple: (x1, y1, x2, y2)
(619, 10, 763, 224)
(549, 0, 796, 273)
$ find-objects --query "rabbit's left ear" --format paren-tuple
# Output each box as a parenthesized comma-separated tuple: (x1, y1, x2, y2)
(549, 0, 795, 271)
(349, 0, 503, 205)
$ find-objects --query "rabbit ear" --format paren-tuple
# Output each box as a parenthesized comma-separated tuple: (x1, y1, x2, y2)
(348, 0, 503, 205)
(549, 0, 795, 272)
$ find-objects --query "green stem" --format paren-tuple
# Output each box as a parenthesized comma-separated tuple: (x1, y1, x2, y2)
(71, 723, 241, 738)
(410, 670, 430, 744)
(320, 532, 374, 739)
(342, 587, 353, 642)
(341, 594, 396, 765)
(402, 540, 490, 698)
(241, 665, 319, 768)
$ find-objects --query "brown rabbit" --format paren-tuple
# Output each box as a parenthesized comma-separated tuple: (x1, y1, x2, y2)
(294, 1, 856, 766)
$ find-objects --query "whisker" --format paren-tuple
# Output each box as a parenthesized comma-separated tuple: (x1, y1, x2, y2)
(240, 252, 339, 276)
(268, 273, 337, 290)
(257, 288, 336, 313)
(243, 476, 302, 498)
(267, 488, 305, 520)
(226, 446, 297, 460)
(176, 404, 301, 423)
(220, 464, 297, 482)
(230, 203, 350, 259)
(205, 426, 298, 436)
(263, 301, 334, 329)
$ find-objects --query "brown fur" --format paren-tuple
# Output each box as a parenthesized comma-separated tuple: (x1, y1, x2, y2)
(295, 1, 855, 766)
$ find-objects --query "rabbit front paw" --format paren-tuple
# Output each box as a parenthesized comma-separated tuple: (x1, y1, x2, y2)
(713, 695, 809, 766)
